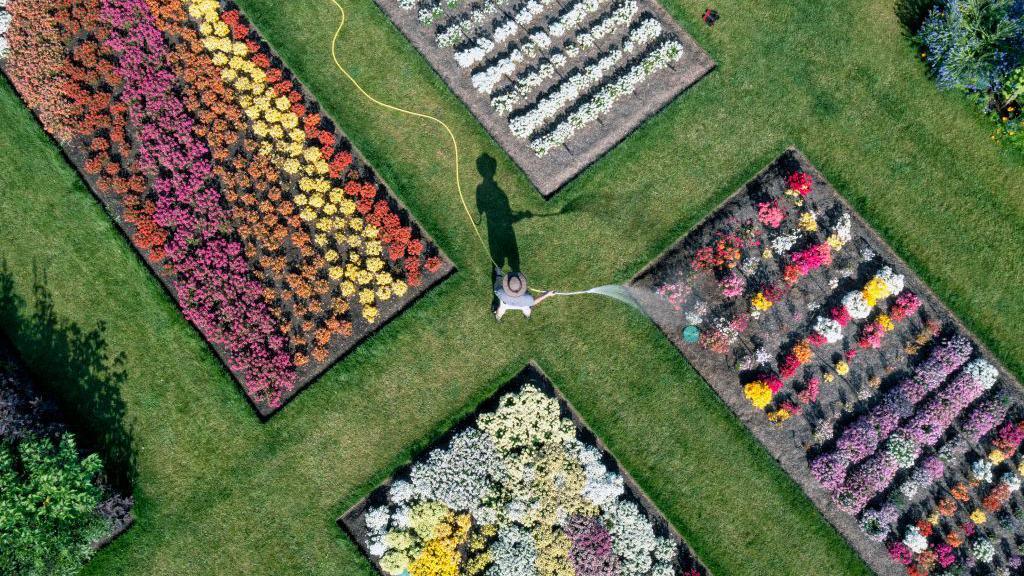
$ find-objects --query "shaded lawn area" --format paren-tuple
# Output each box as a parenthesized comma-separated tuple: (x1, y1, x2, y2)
(0, 0, 1022, 574)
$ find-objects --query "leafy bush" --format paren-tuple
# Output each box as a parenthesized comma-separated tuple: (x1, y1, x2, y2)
(0, 433, 108, 576)
(918, 0, 1024, 92)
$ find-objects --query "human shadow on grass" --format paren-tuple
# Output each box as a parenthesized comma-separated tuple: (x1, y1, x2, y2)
(0, 262, 135, 491)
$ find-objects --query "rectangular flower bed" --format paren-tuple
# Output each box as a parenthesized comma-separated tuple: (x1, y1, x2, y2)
(0, 0, 453, 416)
(371, 0, 714, 196)
(340, 363, 708, 576)
(632, 148, 1024, 575)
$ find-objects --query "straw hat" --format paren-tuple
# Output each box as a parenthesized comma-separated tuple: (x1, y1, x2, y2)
(503, 272, 528, 297)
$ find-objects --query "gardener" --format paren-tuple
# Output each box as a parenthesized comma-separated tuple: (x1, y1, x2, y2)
(493, 268, 554, 320)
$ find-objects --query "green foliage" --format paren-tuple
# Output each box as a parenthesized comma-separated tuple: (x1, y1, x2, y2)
(0, 434, 108, 576)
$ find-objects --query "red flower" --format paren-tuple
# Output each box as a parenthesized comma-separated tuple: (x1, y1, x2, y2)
(424, 256, 443, 274)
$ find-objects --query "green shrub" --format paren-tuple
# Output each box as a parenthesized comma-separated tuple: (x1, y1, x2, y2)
(0, 433, 109, 576)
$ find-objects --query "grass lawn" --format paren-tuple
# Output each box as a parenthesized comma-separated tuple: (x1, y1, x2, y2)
(0, 0, 1022, 574)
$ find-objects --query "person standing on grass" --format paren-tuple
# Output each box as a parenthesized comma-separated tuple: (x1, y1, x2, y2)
(493, 268, 554, 320)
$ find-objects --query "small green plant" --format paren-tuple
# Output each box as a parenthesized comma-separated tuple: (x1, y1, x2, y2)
(0, 433, 109, 576)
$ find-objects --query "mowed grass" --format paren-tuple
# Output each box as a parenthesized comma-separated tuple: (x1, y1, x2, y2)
(0, 0, 1023, 573)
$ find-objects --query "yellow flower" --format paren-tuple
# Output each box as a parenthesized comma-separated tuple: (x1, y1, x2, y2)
(392, 280, 408, 298)
(366, 257, 385, 273)
(743, 381, 773, 410)
(762, 248, 773, 259)
(751, 292, 773, 312)
(877, 314, 895, 332)
(826, 233, 844, 250)
(324, 250, 339, 263)
(376, 272, 393, 286)
(357, 270, 375, 285)
(927, 512, 940, 526)
(339, 199, 357, 215)
(298, 208, 316, 222)
(970, 509, 987, 524)
(798, 212, 818, 232)
(328, 266, 344, 281)
(282, 158, 301, 175)
(377, 286, 393, 301)
(358, 289, 376, 305)
(363, 306, 379, 323)
(835, 361, 850, 376)
(989, 449, 1007, 464)
(824, 372, 835, 383)
(340, 281, 356, 297)
(768, 408, 791, 424)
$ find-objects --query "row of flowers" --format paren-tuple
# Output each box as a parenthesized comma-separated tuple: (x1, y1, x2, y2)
(0, 0, 445, 410)
(350, 382, 704, 576)
(407, 0, 683, 156)
(489, 0, 637, 114)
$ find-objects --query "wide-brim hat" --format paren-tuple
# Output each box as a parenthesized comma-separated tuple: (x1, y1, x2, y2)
(503, 272, 528, 297)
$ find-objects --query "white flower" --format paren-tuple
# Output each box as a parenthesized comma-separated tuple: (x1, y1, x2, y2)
(842, 291, 872, 319)
(755, 347, 772, 365)
(860, 247, 876, 262)
(965, 359, 998, 390)
(899, 479, 920, 499)
(813, 316, 844, 344)
(603, 500, 659, 576)
(876, 266, 905, 295)
(834, 213, 852, 245)
(970, 459, 994, 484)
(388, 480, 414, 504)
(903, 526, 929, 553)
(771, 232, 800, 253)
(1003, 472, 1022, 492)
(364, 506, 390, 533)
(488, 525, 537, 576)
(409, 428, 503, 512)
(971, 538, 996, 563)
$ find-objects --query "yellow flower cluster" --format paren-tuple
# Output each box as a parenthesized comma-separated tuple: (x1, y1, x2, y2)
(767, 408, 791, 424)
(185, 0, 403, 322)
(751, 292, 773, 312)
(989, 449, 1008, 464)
(798, 211, 818, 232)
(861, 277, 891, 308)
(970, 509, 987, 525)
(744, 381, 773, 410)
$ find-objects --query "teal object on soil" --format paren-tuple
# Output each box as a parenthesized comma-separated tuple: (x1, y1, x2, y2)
(683, 325, 700, 343)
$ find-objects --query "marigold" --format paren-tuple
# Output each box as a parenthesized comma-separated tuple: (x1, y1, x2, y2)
(743, 381, 773, 410)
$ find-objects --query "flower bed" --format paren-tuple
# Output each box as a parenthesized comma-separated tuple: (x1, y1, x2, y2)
(340, 364, 708, 576)
(632, 148, 1024, 575)
(370, 0, 714, 196)
(0, 0, 452, 416)
(0, 337, 133, 570)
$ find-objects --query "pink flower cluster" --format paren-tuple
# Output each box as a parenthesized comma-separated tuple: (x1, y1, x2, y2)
(101, 0, 294, 408)
(757, 200, 785, 229)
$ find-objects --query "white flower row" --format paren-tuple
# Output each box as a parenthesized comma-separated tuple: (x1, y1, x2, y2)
(490, 0, 638, 113)
(508, 19, 662, 140)
(435, 0, 512, 48)
(453, 0, 557, 68)
(470, 31, 554, 93)
(417, 0, 461, 24)
(564, 0, 637, 58)
(548, 0, 604, 39)
(530, 38, 682, 155)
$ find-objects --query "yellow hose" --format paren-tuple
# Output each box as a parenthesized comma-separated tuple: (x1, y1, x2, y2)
(328, 0, 561, 293)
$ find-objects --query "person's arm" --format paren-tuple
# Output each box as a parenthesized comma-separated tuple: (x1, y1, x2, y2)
(533, 290, 556, 306)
